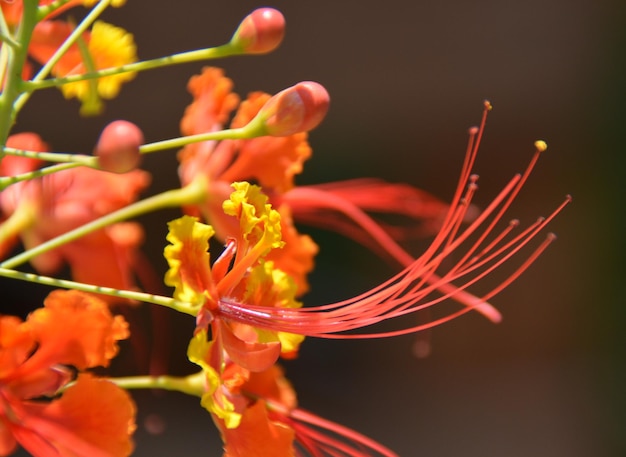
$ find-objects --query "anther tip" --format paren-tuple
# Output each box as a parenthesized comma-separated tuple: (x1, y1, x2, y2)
(534, 140, 548, 152)
(483, 100, 493, 111)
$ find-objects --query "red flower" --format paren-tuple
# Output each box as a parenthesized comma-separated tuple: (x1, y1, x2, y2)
(0, 290, 135, 456)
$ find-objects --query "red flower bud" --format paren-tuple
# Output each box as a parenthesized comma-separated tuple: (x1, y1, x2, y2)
(95, 120, 143, 173)
(230, 8, 285, 55)
(258, 81, 330, 136)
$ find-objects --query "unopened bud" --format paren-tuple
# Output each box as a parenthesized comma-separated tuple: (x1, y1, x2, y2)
(257, 81, 330, 136)
(230, 8, 285, 54)
(95, 120, 143, 173)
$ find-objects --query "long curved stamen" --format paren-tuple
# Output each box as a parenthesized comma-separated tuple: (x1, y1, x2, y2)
(216, 118, 569, 338)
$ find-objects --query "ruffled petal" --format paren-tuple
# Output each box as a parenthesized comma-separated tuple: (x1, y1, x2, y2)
(164, 216, 214, 306)
(19, 374, 136, 457)
(188, 330, 242, 429)
(16, 290, 128, 377)
(180, 66, 240, 136)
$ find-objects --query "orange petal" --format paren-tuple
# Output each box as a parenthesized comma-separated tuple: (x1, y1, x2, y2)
(0, 316, 34, 378)
(2, 133, 47, 175)
(28, 20, 84, 77)
(16, 291, 128, 378)
(0, 419, 18, 456)
(61, 225, 144, 305)
(220, 92, 312, 193)
(221, 322, 281, 373)
(220, 400, 295, 457)
(180, 67, 240, 136)
(20, 374, 136, 457)
(244, 365, 297, 411)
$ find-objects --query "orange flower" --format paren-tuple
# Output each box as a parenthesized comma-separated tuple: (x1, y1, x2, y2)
(165, 183, 305, 374)
(164, 183, 310, 433)
(178, 67, 318, 294)
(0, 133, 150, 299)
(0, 290, 135, 457)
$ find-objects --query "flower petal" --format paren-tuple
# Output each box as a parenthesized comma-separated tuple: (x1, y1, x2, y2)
(220, 92, 312, 193)
(219, 400, 295, 457)
(220, 321, 282, 373)
(164, 215, 215, 306)
(20, 374, 136, 457)
(16, 290, 128, 377)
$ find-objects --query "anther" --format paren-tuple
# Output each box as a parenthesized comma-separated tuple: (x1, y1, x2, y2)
(534, 140, 547, 152)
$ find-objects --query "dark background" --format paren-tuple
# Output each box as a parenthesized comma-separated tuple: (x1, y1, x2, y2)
(6, 1, 625, 455)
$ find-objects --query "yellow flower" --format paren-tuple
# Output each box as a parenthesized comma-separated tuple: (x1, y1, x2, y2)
(59, 21, 137, 114)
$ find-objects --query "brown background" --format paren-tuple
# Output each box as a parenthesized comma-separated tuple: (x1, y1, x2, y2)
(6, 0, 625, 455)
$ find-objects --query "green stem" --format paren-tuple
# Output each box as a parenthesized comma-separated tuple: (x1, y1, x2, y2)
(2, 147, 97, 166)
(21, 42, 243, 93)
(0, 267, 196, 314)
(0, 5, 12, 45)
(140, 123, 261, 154)
(0, 6, 19, 50)
(0, 203, 36, 246)
(0, 119, 264, 182)
(0, 162, 82, 191)
(0, 0, 39, 154)
(0, 177, 208, 269)
(110, 372, 205, 396)
(37, 0, 80, 20)
(13, 0, 112, 114)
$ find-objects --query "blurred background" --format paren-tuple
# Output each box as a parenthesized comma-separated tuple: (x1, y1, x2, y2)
(5, 0, 625, 455)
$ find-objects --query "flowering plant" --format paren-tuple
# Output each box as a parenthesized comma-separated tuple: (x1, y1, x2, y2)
(0, 2, 569, 456)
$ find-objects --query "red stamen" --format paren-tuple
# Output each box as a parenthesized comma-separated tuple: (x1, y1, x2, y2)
(216, 104, 569, 339)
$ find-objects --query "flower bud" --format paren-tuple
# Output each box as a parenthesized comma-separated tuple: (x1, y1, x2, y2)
(230, 8, 285, 54)
(257, 81, 330, 136)
(95, 120, 143, 173)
